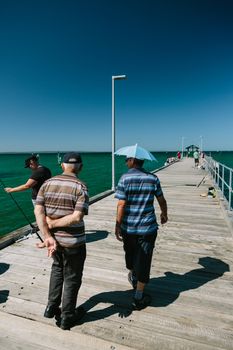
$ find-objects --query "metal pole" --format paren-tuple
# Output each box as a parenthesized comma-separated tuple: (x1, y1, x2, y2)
(222, 166, 224, 193)
(111, 75, 126, 191)
(181, 136, 184, 158)
(200, 135, 203, 154)
(112, 77, 115, 191)
(229, 170, 232, 211)
(217, 163, 220, 187)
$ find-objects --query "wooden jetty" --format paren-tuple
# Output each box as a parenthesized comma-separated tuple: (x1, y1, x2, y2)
(0, 158, 233, 350)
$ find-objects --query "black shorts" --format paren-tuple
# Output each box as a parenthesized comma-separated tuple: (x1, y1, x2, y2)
(122, 233, 157, 284)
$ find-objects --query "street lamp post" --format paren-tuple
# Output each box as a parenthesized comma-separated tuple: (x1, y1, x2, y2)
(112, 75, 126, 191)
(200, 135, 203, 154)
(181, 136, 185, 159)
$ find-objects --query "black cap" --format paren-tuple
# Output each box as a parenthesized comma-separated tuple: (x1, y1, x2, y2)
(63, 152, 82, 164)
(24, 155, 38, 168)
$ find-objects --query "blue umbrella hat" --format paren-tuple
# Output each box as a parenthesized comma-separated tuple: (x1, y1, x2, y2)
(115, 144, 157, 161)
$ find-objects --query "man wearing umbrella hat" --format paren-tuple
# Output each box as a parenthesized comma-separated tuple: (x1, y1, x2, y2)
(114, 144, 168, 310)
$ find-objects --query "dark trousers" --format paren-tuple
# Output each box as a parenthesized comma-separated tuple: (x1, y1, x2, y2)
(122, 233, 157, 284)
(48, 244, 86, 319)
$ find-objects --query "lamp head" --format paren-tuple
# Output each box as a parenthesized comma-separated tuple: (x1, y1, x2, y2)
(112, 75, 127, 80)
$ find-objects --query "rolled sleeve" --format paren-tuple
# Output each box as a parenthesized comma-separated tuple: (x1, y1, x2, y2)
(35, 184, 45, 205)
(75, 189, 89, 215)
(155, 178, 163, 197)
(115, 177, 127, 200)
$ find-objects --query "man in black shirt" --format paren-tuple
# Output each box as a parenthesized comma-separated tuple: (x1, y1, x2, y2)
(5, 155, 51, 205)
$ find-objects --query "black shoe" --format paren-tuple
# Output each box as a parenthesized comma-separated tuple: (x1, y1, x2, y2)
(59, 306, 86, 330)
(132, 294, 151, 311)
(44, 305, 61, 318)
(128, 272, 137, 289)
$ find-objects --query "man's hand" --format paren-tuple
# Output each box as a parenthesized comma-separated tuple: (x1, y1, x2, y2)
(115, 224, 123, 242)
(44, 236, 57, 257)
(115, 199, 126, 242)
(4, 187, 13, 193)
(36, 241, 46, 249)
(34, 205, 57, 257)
(160, 213, 168, 224)
(46, 216, 55, 229)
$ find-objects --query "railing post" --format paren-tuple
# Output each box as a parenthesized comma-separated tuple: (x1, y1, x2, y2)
(229, 170, 232, 211)
(222, 166, 225, 193)
(217, 163, 220, 187)
(214, 161, 217, 184)
(205, 156, 232, 211)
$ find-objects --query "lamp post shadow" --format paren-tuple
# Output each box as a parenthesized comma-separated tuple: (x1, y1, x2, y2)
(86, 230, 109, 243)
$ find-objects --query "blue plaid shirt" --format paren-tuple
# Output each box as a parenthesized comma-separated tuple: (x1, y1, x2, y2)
(115, 168, 163, 235)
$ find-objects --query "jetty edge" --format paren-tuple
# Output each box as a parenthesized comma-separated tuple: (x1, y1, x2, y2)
(0, 160, 177, 249)
(0, 189, 114, 250)
(0, 157, 233, 350)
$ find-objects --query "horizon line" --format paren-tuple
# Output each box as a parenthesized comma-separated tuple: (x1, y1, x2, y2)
(0, 149, 233, 154)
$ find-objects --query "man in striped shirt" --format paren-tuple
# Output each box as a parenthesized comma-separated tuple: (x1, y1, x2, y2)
(34, 152, 89, 330)
(115, 157, 167, 310)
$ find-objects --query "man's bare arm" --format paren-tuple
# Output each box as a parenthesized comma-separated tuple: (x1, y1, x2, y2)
(5, 178, 37, 193)
(115, 199, 126, 241)
(46, 210, 84, 229)
(156, 195, 168, 224)
(34, 204, 57, 257)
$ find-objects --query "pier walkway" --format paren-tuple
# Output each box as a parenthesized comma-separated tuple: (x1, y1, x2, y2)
(0, 158, 233, 350)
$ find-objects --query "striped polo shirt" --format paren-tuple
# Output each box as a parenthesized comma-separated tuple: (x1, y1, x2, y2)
(115, 168, 163, 235)
(36, 173, 89, 248)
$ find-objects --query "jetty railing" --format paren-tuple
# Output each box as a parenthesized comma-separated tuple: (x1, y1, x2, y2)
(204, 156, 233, 211)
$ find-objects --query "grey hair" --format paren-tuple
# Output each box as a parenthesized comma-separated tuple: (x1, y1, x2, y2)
(63, 163, 82, 172)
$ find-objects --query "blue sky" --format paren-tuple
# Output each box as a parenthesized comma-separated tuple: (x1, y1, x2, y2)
(0, 0, 233, 152)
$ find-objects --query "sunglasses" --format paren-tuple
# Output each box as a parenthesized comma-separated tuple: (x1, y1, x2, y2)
(125, 158, 133, 162)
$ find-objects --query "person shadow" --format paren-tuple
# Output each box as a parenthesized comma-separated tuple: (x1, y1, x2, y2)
(86, 230, 109, 243)
(76, 256, 229, 325)
(0, 263, 10, 304)
(148, 256, 229, 307)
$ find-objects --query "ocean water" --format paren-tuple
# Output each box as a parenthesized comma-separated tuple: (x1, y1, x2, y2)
(209, 151, 233, 169)
(0, 151, 173, 237)
(209, 151, 233, 209)
(1, 151, 232, 238)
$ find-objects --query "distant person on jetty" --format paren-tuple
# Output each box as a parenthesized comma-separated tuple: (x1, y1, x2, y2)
(193, 150, 199, 167)
(4, 155, 51, 206)
(177, 151, 181, 159)
(164, 157, 175, 166)
(34, 152, 89, 330)
(115, 157, 168, 310)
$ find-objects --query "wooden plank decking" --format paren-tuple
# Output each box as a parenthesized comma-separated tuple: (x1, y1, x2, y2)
(0, 158, 233, 350)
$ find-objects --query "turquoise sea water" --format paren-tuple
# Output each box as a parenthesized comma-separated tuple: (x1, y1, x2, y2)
(0, 151, 232, 238)
(0, 152, 174, 237)
(209, 151, 233, 169)
(209, 151, 233, 209)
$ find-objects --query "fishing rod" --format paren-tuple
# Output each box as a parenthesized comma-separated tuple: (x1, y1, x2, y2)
(196, 175, 207, 188)
(0, 179, 43, 242)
